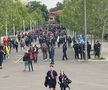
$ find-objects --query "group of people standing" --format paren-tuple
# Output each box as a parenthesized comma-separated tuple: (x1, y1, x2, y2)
(0, 37, 19, 69)
(73, 41, 101, 60)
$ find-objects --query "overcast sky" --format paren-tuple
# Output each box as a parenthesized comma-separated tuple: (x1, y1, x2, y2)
(21, 0, 63, 9)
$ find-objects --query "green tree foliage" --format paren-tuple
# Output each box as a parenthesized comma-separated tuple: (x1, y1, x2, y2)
(0, 0, 46, 36)
(50, 2, 64, 12)
(60, 0, 108, 36)
(27, 1, 48, 21)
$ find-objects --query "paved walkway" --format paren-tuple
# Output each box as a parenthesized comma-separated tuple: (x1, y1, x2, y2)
(0, 42, 108, 90)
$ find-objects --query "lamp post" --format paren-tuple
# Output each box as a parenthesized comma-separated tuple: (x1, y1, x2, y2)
(13, 0, 16, 36)
(29, 19, 32, 32)
(28, 0, 32, 31)
(83, 0, 88, 60)
(23, 20, 25, 33)
(13, 19, 15, 36)
(6, 20, 8, 36)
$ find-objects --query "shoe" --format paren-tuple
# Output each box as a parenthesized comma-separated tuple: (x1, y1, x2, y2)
(23, 69, 26, 72)
(66, 58, 68, 60)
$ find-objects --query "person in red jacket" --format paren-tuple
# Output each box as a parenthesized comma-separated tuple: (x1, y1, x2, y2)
(28, 46, 34, 72)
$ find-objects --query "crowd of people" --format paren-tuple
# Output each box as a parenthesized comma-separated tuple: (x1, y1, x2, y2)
(0, 23, 102, 70)
(20, 24, 71, 71)
(0, 23, 103, 90)
(73, 41, 101, 60)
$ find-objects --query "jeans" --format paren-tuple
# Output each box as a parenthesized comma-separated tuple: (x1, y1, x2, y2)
(28, 61, 33, 72)
(62, 51, 68, 60)
(61, 87, 66, 90)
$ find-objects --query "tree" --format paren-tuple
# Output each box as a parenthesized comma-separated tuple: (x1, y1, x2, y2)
(0, 0, 47, 36)
(50, 2, 64, 12)
(27, 1, 48, 21)
(60, 0, 108, 37)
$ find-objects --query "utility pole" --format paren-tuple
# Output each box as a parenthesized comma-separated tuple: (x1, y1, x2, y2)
(30, 20, 32, 31)
(6, 20, 8, 36)
(13, 0, 16, 36)
(13, 19, 15, 36)
(83, 0, 88, 60)
(23, 20, 25, 33)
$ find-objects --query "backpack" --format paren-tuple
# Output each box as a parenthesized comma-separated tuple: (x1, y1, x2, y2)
(23, 53, 29, 61)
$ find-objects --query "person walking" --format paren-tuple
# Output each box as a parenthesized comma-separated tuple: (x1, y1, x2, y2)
(50, 45, 55, 64)
(41, 43, 48, 61)
(33, 45, 39, 63)
(87, 42, 91, 59)
(23, 52, 29, 71)
(0, 45, 4, 69)
(94, 41, 101, 58)
(14, 40, 18, 53)
(62, 42, 68, 60)
(28, 46, 34, 72)
(45, 65, 58, 90)
(73, 42, 79, 59)
(58, 70, 72, 90)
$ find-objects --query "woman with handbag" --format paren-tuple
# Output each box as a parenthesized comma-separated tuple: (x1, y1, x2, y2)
(45, 65, 58, 90)
(58, 70, 72, 90)
(28, 46, 34, 72)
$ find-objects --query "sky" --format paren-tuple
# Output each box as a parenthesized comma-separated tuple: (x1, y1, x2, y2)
(21, 0, 63, 9)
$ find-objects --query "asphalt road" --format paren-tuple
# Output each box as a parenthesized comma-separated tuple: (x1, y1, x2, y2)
(0, 44, 108, 90)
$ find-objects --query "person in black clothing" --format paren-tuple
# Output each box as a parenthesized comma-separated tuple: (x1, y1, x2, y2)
(94, 41, 101, 58)
(50, 45, 55, 64)
(79, 43, 85, 60)
(73, 42, 79, 59)
(0, 45, 4, 69)
(87, 42, 91, 59)
(58, 70, 71, 90)
(45, 65, 58, 90)
(67, 36, 72, 47)
(14, 40, 18, 53)
(23, 52, 29, 71)
(62, 42, 68, 60)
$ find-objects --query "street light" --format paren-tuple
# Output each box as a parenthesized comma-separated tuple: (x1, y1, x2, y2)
(23, 20, 25, 33)
(13, 0, 16, 36)
(6, 20, 8, 36)
(27, 0, 32, 31)
(13, 19, 15, 36)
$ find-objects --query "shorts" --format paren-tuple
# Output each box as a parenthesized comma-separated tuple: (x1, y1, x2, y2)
(49, 82, 56, 88)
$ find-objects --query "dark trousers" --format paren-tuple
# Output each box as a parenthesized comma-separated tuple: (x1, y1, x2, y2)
(15, 46, 18, 52)
(87, 51, 91, 59)
(75, 52, 79, 59)
(79, 51, 85, 60)
(62, 51, 68, 60)
(43, 52, 47, 60)
(0, 59, 3, 66)
(61, 87, 66, 90)
(58, 42, 60, 48)
(28, 61, 33, 72)
(51, 55, 54, 64)
(95, 50, 100, 58)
